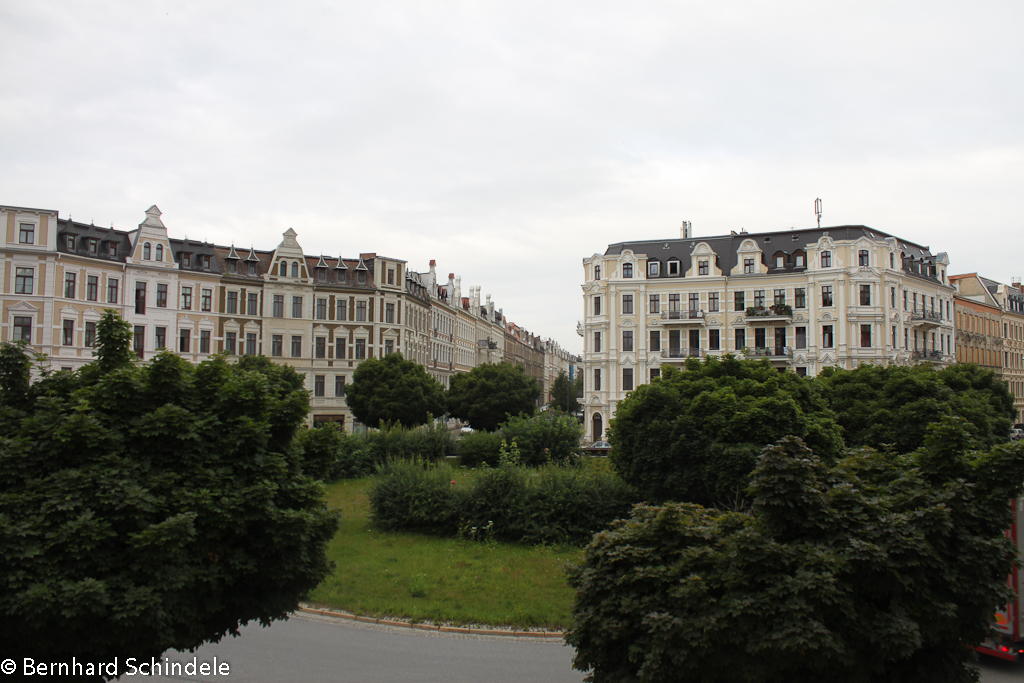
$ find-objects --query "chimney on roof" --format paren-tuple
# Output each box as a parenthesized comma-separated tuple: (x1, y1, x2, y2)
(681, 220, 692, 239)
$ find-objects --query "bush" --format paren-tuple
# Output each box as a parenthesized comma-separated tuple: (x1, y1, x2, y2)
(295, 423, 374, 481)
(499, 411, 584, 466)
(457, 430, 505, 467)
(358, 420, 454, 464)
(367, 458, 460, 536)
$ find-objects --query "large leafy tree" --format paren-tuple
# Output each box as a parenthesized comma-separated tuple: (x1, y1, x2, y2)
(345, 352, 445, 428)
(567, 422, 1024, 683)
(549, 369, 583, 414)
(0, 311, 338, 672)
(609, 355, 843, 506)
(816, 362, 1015, 453)
(447, 362, 541, 432)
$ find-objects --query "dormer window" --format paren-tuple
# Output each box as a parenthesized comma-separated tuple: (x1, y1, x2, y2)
(279, 262, 286, 276)
(67, 235, 76, 250)
(18, 223, 34, 244)
(699, 260, 709, 275)
(318, 269, 326, 282)
(155, 244, 163, 261)
(143, 243, 151, 260)
(648, 261, 660, 277)
(794, 251, 806, 267)
(88, 239, 98, 254)
(109, 243, 117, 257)
(775, 255, 785, 268)
(821, 251, 832, 268)
(228, 260, 236, 273)
(744, 258, 754, 274)
(183, 254, 191, 267)
(668, 260, 679, 276)
(291, 262, 298, 278)
(858, 249, 869, 266)
(357, 271, 366, 284)
(595, 265, 601, 280)
(622, 263, 633, 278)
(248, 263, 257, 275)
(203, 255, 211, 268)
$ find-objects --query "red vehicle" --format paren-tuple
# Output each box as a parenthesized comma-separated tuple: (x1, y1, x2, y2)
(977, 499, 1024, 661)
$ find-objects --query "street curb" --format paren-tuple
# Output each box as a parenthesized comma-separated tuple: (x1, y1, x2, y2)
(297, 606, 565, 639)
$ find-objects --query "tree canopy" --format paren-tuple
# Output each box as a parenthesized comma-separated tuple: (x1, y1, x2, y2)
(567, 421, 1024, 683)
(446, 362, 541, 432)
(344, 352, 446, 428)
(0, 311, 338, 671)
(816, 362, 1015, 453)
(609, 355, 843, 506)
(548, 369, 583, 414)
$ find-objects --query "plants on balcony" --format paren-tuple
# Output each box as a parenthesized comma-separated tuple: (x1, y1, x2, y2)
(769, 303, 793, 316)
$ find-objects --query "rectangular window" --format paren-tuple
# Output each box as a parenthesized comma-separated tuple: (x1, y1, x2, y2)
(773, 289, 786, 306)
(859, 249, 869, 266)
(85, 321, 97, 347)
(14, 317, 32, 343)
(355, 339, 366, 360)
(388, 269, 395, 285)
(735, 328, 746, 350)
(315, 337, 326, 359)
(19, 223, 34, 244)
(754, 327, 766, 349)
(668, 294, 681, 312)
(709, 328, 720, 350)
(668, 261, 679, 276)
(821, 251, 832, 267)
(734, 291, 745, 311)
(247, 293, 259, 316)
(133, 326, 145, 357)
(821, 285, 833, 307)
(860, 324, 872, 348)
(822, 325, 834, 348)
(688, 293, 699, 311)
(314, 375, 325, 398)
(156, 283, 167, 308)
(594, 331, 602, 352)
(292, 296, 303, 318)
(135, 282, 146, 314)
(753, 290, 765, 308)
(891, 287, 896, 307)
(86, 276, 99, 301)
(200, 330, 211, 354)
(385, 339, 394, 355)
(181, 286, 192, 310)
(648, 295, 659, 314)
(796, 327, 806, 349)
(859, 284, 871, 306)
(271, 335, 283, 356)
(385, 303, 395, 323)
(227, 291, 238, 314)
(623, 368, 634, 391)
(623, 263, 633, 278)
(594, 296, 602, 315)
(648, 261, 660, 277)
(88, 239, 97, 254)
(291, 336, 302, 357)
(593, 368, 601, 391)
(107, 278, 119, 304)
(623, 331, 633, 352)
(595, 265, 602, 280)
(337, 299, 348, 321)
(650, 368, 660, 380)
(179, 329, 191, 353)
(650, 330, 661, 352)
(708, 293, 720, 312)
(201, 289, 212, 311)
(795, 253, 805, 267)
(67, 235, 76, 250)
(64, 272, 76, 299)
(316, 298, 327, 320)
(203, 255, 211, 269)
(903, 290, 908, 310)
(62, 320, 74, 346)
(744, 258, 754, 274)
(15, 268, 33, 294)
(246, 333, 257, 356)
(892, 325, 897, 348)
(225, 332, 237, 355)
(904, 328, 908, 349)
(183, 254, 191, 267)
(355, 300, 367, 321)
(155, 326, 166, 349)
(335, 375, 346, 396)
(699, 260, 709, 275)
(273, 295, 284, 317)
(775, 255, 785, 268)
(795, 288, 806, 308)
(622, 295, 633, 314)
(336, 338, 347, 359)
(109, 243, 117, 257)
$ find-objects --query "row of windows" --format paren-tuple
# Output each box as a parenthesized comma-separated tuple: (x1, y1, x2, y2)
(312, 374, 348, 398)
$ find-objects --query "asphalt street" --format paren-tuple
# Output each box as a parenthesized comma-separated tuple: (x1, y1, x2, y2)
(142, 613, 1024, 683)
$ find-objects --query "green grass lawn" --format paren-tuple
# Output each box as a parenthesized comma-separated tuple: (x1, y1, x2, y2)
(307, 477, 582, 630)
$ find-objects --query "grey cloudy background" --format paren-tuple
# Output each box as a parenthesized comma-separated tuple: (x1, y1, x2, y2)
(3, 1, 1022, 354)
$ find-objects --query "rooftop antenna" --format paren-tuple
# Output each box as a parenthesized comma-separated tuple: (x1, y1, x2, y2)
(814, 198, 822, 228)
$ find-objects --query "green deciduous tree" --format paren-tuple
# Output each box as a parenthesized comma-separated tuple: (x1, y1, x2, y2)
(0, 311, 338, 672)
(567, 422, 1024, 683)
(499, 411, 584, 465)
(816, 362, 1016, 453)
(609, 356, 844, 506)
(447, 362, 541, 432)
(344, 352, 446, 428)
(549, 369, 583, 414)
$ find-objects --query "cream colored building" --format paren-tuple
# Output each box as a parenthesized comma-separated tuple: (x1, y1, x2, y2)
(582, 224, 956, 442)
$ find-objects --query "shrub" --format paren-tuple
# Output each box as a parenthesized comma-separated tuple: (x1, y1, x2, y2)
(499, 411, 584, 466)
(358, 420, 453, 464)
(457, 430, 505, 468)
(295, 423, 374, 481)
(459, 466, 530, 541)
(367, 458, 460, 535)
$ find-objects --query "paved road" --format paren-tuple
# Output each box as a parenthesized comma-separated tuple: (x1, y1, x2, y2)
(148, 614, 584, 683)
(144, 613, 1022, 682)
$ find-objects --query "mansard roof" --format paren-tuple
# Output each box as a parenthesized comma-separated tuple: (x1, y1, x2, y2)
(55, 218, 132, 263)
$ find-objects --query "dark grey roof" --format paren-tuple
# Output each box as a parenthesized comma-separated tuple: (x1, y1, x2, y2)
(56, 218, 132, 263)
(170, 237, 222, 274)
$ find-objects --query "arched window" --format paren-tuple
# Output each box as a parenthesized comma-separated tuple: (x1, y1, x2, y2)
(279, 262, 287, 276)
(592, 413, 603, 442)
(155, 244, 163, 262)
(143, 243, 151, 260)
(291, 262, 298, 278)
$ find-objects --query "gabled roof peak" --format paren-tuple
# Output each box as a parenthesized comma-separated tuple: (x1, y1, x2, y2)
(227, 244, 240, 259)
(245, 246, 259, 262)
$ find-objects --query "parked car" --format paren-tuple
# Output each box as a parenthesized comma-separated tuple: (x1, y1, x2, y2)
(582, 440, 611, 455)
(1010, 428, 1023, 441)
(460, 425, 474, 434)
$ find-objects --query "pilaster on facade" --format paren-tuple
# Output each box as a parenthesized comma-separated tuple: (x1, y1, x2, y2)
(583, 224, 956, 442)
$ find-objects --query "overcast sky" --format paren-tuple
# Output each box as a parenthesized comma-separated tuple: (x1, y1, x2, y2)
(3, 1, 1022, 354)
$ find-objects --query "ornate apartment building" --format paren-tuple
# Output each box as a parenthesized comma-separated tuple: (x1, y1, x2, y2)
(582, 224, 956, 442)
(2, 203, 568, 430)
(950, 273, 1024, 423)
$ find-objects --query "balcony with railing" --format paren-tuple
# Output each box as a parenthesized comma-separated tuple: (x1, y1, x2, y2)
(662, 347, 706, 360)
(745, 346, 794, 364)
(911, 349, 948, 363)
(909, 309, 942, 328)
(745, 304, 793, 323)
(661, 309, 706, 324)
